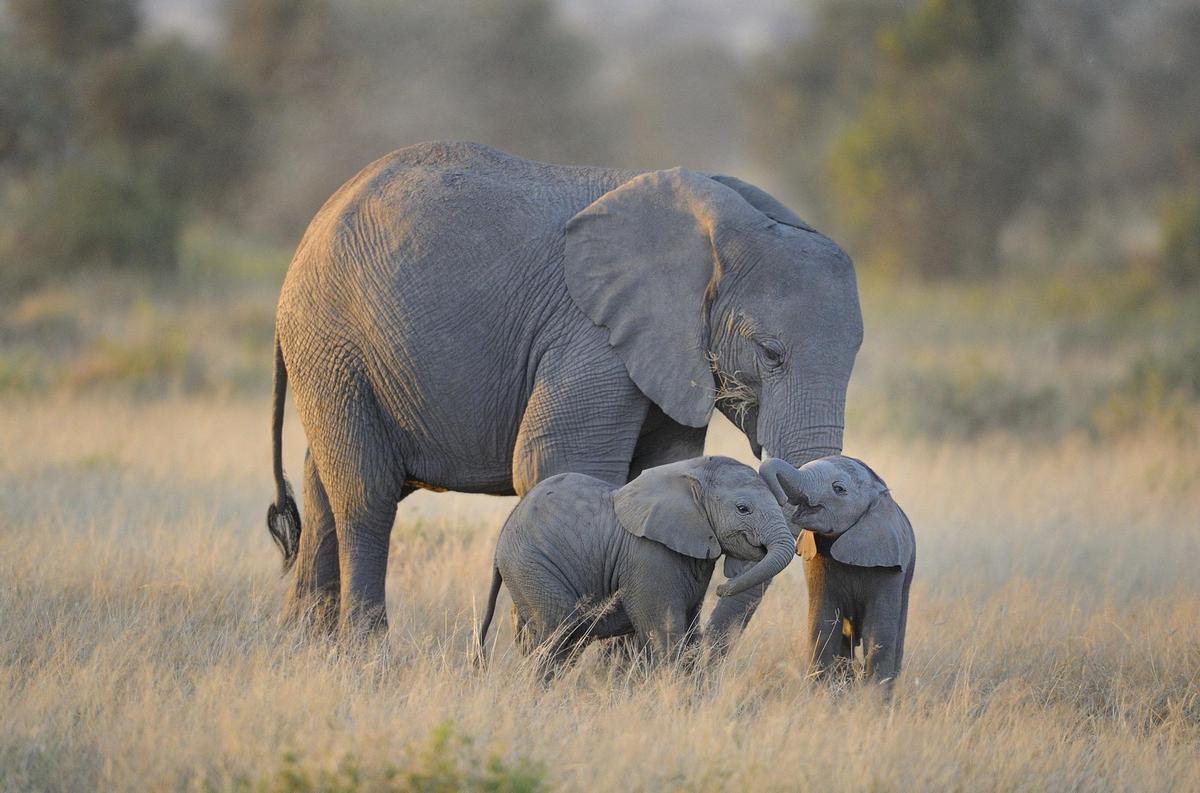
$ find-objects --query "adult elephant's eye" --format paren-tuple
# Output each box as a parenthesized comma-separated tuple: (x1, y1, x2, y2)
(758, 339, 784, 368)
(736, 503, 752, 514)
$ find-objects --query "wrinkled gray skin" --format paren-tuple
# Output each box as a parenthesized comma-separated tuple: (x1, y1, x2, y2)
(266, 141, 863, 637)
(479, 457, 795, 671)
(760, 456, 916, 688)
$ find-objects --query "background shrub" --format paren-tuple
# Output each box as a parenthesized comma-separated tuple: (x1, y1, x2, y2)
(6, 160, 180, 282)
(1160, 191, 1200, 289)
(887, 363, 1063, 440)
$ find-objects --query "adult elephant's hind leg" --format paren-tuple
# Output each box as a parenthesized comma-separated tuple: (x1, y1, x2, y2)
(334, 488, 400, 639)
(283, 449, 340, 633)
(310, 396, 405, 640)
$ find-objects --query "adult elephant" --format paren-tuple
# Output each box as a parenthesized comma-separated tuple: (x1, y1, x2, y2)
(266, 141, 863, 636)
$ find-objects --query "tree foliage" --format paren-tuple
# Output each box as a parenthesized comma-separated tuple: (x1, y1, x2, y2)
(846, 0, 1073, 276)
(81, 40, 254, 208)
(8, 161, 181, 281)
(1116, 3, 1200, 284)
(224, 0, 342, 105)
(753, 0, 1082, 278)
(1161, 191, 1200, 288)
(224, 0, 607, 239)
(0, 3, 254, 282)
(748, 1, 904, 218)
(0, 49, 72, 175)
(8, 0, 139, 65)
(829, 7, 1076, 277)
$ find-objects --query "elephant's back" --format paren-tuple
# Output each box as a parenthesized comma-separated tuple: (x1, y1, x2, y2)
(277, 141, 638, 380)
(496, 473, 619, 571)
(284, 141, 638, 290)
(501, 473, 614, 538)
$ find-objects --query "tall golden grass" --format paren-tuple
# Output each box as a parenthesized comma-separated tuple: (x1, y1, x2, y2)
(1, 397, 1197, 791)
(1, 271, 1198, 790)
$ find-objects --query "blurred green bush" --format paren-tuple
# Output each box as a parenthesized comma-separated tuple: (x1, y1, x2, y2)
(1090, 344, 1200, 438)
(887, 363, 1063, 440)
(245, 723, 548, 793)
(7, 160, 181, 282)
(882, 344, 1200, 442)
(751, 0, 1200, 285)
(1160, 191, 1200, 289)
(0, 1, 252, 287)
(7, 0, 139, 66)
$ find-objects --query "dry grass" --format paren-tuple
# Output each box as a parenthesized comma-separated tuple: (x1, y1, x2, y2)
(1, 269, 1199, 790)
(1, 393, 1197, 791)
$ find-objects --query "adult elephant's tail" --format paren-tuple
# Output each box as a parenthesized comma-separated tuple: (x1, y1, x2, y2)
(266, 331, 301, 571)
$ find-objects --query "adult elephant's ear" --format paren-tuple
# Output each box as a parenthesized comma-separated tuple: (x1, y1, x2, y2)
(707, 174, 816, 232)
(613, 459, 720, 560)
(565, 168, 766, 428)
(829, 493, 915, 571)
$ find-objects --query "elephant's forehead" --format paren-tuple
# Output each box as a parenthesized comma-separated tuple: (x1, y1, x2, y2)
(709, 460, 766, 490)
(802, 459, 840, 478)
(830, 456, 884, 487)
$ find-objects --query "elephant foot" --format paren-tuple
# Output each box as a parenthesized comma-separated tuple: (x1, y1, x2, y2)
(282, 589, 340, 638)
(807, 657, 856, 688)
(338, 605, 389, 645)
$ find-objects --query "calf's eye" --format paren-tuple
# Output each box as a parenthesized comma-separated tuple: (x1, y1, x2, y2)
(832, 482, 848, 496)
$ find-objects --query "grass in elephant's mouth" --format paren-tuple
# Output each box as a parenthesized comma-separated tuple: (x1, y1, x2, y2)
(1, 396, 1197, 791)
(709, 353, 758, 430)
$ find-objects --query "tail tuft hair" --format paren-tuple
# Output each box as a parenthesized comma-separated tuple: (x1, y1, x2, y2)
(267, 477, 301, 572)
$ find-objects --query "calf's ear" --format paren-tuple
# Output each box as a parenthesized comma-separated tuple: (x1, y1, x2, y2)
(613, 460, 721, 560)
(829, 493, 914, 571)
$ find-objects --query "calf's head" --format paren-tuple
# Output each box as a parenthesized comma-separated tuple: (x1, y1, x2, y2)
(759, 455, 913, 570)
(614, 457, 796, 598)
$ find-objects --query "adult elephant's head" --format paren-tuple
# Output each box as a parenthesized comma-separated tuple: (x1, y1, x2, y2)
(565, 168, 862, 467)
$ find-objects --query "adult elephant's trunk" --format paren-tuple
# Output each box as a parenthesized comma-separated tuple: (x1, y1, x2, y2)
(756, 379, 846, 469)
(718, 517, 796, 599)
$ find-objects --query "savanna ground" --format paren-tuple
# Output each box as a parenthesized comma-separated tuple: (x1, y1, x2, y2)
(2, 246, 1198, 791)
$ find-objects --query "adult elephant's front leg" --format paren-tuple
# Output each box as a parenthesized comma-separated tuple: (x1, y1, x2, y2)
(511, 335, 649, 493)
(627, 404, 706, 479)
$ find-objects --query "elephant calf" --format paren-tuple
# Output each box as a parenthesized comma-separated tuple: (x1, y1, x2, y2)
(760, 455, 916, 688)
(479, 456, 796, 670)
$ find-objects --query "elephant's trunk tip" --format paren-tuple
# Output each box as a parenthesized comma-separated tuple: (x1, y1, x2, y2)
(717, 529, 795, 599)
(267, 476, 301, 573)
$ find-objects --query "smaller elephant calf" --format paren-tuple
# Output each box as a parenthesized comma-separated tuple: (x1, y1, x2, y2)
(479, 456, 796, 671)
(760, 455, 916, 687)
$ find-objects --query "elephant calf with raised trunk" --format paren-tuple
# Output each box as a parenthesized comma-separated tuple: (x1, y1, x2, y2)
(479, 457, 796, 672)
(760, 456, 916, 688)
